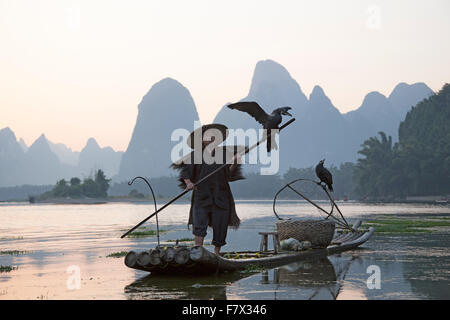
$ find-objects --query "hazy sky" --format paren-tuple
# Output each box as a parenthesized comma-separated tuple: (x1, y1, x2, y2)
(1, 0, 449, 151)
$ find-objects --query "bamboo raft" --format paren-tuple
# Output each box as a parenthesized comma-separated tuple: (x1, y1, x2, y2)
(124, 220, 374, 275)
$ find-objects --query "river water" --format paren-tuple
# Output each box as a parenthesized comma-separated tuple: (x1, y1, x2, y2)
(0, 201, 449, 299)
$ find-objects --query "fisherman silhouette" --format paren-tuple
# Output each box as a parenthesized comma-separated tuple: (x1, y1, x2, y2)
(171, 124, 244, 256)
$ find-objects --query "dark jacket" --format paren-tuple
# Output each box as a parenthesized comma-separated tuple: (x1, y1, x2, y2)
(171, 146, 244, 229)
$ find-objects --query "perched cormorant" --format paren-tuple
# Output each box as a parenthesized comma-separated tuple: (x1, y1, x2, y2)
(315, 159, 333, 192)
(227, 101, 292, 152)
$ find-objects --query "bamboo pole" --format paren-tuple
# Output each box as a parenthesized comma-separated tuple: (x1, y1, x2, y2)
(128, 177, 160, 246)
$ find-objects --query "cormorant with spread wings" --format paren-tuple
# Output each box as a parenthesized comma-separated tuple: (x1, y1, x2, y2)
(227, 101, 292, 152)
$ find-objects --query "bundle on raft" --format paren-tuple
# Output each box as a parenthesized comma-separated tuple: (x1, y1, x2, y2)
(124, 221, 374, 275)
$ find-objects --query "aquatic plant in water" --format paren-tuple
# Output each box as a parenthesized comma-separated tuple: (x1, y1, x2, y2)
(166, 238, 194, 243)
(0, 250, 29, 255)
(241, 264, 266, 274)
(126, 227, 167, 238)
(364, 217, 450, 234)
(106, 251, 128, 258)
(0, 265, 18, 273)
(0, 236, 24, 241)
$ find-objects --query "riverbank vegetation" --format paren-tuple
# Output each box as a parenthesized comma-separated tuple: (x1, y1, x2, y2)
(354, 84, 449, 200)
(107, 163, 356, 201)
(35, 169, 111, 201)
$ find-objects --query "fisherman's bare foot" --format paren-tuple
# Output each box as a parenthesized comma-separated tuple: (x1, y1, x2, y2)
(214, 246, 221, 256)
(194, 236, 204, 246)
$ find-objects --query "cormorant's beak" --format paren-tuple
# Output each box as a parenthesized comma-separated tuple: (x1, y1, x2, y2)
(283, 111, 292, 117)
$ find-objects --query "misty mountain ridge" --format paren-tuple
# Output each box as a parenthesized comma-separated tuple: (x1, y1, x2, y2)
(389, 82, 433, 119)
(0, 59, 435, 187)
(0, 127, 24, 157)
(117, 77, 200, 180)
(48, 140, 80, 166)
(27, 134, 59, 164)
(343, 83, 433, 141)
(0, 128, 27, 187)
(0, 128, 123, 187)
(24, 134, 74, 185)
(79, 137, 123, 178)
(214, 59, 433, 170)
(18, 137, 28, 152)
(215, 60, 309, 131)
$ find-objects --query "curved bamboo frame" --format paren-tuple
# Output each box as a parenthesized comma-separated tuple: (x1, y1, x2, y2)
(272, 178, 351, 229)
(128, 176, 160, 246)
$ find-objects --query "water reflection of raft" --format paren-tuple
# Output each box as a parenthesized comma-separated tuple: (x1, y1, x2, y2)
(124, 224, 374, 275)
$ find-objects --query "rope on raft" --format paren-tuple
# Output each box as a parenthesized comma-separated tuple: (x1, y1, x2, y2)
(272, 178, 352, 230)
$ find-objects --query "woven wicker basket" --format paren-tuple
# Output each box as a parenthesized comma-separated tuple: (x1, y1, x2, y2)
(276, 219, 335, 248)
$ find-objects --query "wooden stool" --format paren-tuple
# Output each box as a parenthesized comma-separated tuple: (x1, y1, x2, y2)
(258, 231, 281, 254)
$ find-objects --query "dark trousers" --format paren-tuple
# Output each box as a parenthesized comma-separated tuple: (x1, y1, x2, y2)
(193, 203, 229, 247)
